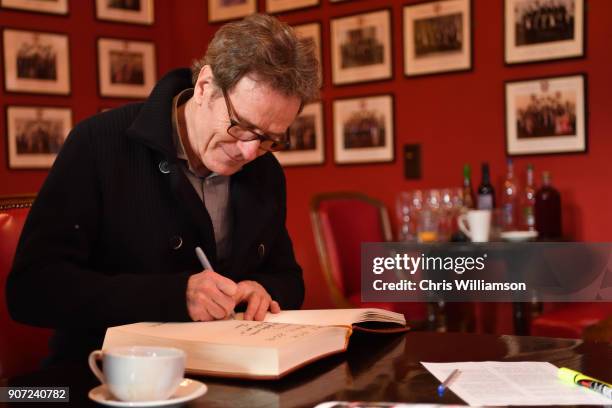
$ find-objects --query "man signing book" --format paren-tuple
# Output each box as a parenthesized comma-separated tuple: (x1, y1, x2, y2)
(7, 14, 319, 366)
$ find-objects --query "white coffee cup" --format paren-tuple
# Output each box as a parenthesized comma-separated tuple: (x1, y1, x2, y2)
(88, 346, 185, 402)
(458, 210, 492, 243)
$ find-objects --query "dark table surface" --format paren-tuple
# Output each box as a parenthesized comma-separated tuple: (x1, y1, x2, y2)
(2, 332, 611, 407)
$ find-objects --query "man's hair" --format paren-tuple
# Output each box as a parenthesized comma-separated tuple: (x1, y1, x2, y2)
(192, 14, 320, 105)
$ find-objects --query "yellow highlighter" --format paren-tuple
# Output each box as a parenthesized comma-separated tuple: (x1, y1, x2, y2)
(558, 367, 612, 400)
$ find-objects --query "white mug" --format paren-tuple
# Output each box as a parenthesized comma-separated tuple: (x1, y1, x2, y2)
(88, 346, 185, 402)
(458, 210, 492, 243)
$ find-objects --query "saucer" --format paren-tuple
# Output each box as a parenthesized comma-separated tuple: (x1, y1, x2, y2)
(500, 230, 538, 242)
(89, 378, 207, 407)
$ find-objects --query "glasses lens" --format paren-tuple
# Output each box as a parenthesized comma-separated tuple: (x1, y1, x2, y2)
(227, 126, 255, 141)
(228, 125, 288, 152)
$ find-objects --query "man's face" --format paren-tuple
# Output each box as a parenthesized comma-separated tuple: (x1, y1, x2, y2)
(187, 66, 301, 176)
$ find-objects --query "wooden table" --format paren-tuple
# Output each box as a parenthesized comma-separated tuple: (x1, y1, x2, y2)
(2, 332, 610, 407)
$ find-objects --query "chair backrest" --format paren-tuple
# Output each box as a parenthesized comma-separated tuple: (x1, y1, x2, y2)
(310, 192, 392, 306)
(0, 195, 52, 379)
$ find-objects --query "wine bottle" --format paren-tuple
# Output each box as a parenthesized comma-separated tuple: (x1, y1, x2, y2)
(477, 162, 495, 210)
(462, 164, 475, 209)
(501, 159, 519, 230)
(535, 171, 562, 239)
(521, 164, 536, 231)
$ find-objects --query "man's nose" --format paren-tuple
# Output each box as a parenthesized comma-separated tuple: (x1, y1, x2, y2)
(236, 139, 261, 162)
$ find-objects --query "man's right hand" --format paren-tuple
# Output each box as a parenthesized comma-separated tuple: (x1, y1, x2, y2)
(186, 270, 238, 321)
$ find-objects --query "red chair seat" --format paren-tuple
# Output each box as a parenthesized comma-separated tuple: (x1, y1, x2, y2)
(531, 303, 612, 339)
(1, 196, 52, 379)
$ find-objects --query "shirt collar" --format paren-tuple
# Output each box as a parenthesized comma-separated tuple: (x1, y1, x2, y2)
(172, 88, 212, 178)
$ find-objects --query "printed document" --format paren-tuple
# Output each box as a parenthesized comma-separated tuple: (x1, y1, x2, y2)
(421, 361, 610, 406)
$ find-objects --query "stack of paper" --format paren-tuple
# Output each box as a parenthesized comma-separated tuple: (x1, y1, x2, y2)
(421, 361, 610, 406)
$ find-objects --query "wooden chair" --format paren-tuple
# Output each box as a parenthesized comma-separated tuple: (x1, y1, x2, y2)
(0, 195, 52, 378)
(310, 192, 427, 322)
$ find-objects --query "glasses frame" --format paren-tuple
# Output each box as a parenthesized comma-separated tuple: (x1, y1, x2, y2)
(221, 88, 290, 152)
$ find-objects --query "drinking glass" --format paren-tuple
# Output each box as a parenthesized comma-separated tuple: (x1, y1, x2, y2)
(418, 189, 439, 243)
(396, 191, 416, 242)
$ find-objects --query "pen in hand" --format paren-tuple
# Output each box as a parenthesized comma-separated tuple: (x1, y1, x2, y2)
(195, 246, 213, 270)
(438, 369, 461, 397)
(194, 246, 236, 320)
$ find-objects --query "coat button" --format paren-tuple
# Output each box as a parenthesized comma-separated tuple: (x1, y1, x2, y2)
(170, 235, 183, 250)
(158, 160, 170, 174)
(258, 243, 265, 258)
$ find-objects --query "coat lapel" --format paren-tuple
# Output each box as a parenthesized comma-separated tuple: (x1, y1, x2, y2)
(125, 68, 218, 268)
(227, 162, 278, 279)
(168, 163, 218, 267)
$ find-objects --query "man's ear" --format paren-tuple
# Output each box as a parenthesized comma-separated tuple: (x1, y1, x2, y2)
(193, 65, 215, 105)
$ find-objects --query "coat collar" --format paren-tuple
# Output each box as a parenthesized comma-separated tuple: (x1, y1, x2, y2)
(126, 68, 193, 158)
(226, 155, 280, 278)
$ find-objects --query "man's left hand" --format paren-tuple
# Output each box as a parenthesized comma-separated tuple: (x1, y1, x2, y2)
(235, 280, 281, 321)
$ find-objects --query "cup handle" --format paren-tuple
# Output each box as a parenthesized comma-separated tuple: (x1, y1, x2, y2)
(457, 214, 472, 239)
(88, 350, 105, 384)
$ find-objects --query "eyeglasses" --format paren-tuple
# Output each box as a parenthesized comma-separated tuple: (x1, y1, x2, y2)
(222, 89, 289, 152)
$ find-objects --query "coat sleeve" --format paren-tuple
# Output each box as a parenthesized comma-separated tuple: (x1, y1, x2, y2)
(246, 162, 305, 310)
(6, 121, 192, 329)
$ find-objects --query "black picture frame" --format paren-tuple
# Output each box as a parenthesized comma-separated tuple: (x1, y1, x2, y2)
(332, 93, 395, 165)
(402, 0, 473, 78)
(504, 73, 588, 156)
(2, 28, 71, 96)
(5, 105, 73, 170)
(504, 0, 586, 65)
(330, 8, 393, 86)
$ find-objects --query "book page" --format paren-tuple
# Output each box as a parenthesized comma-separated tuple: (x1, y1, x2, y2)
(114, 321, 347, 348)
(421, 361, 611, 406)
(235, 308, 405, 327)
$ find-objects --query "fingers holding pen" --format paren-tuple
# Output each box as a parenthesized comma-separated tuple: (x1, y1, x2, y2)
(186, 270, 238, 321)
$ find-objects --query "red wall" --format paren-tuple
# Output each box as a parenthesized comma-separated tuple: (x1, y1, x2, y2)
(2, 1, 611, 309)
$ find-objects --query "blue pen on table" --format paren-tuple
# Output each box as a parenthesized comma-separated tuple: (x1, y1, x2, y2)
(437, 369, 461, 397)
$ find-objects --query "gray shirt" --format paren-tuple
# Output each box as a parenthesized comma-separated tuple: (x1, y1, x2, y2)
(172, 89, 232, 262)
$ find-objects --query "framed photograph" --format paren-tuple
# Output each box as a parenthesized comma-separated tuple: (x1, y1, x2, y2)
(505, 0, 584, 64)
(293, 22, 322, 87)
(2, 29, 70, 95)
(97, 38, 156, 99)
(95, 0, 154, 25)
(274, 102, 324, 166)
(266, 0, 318, 14)
(330, 9, 392, 85)
(333, 94, 394, 164)
(505, 74, 587, 156)
(0, 0, 68, 14)
(6, 106, 72, 169)
(208, 0, 256, 23)
(403, 0, 472, 77)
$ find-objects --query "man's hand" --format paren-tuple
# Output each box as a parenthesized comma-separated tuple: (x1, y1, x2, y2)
(186, 270, 238, 321)
(234, 280, 281, 321)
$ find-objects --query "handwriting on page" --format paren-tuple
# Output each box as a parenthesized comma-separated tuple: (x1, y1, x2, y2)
(233, 322, 325, 342)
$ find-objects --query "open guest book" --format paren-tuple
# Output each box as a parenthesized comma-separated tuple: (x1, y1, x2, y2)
(102, 308, 407, 380)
